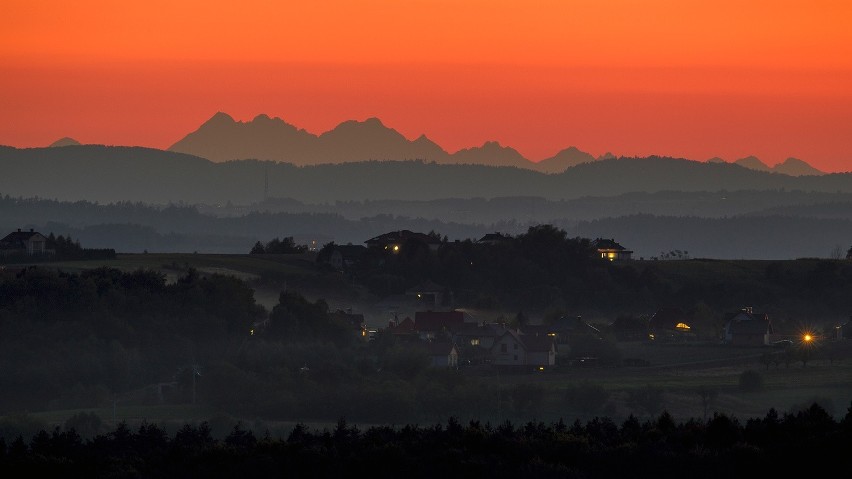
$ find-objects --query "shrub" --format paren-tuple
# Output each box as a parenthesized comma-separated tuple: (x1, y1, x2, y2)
(738, 369, 764, 392)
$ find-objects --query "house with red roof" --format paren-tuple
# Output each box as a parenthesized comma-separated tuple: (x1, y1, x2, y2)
(414, 310, 469, 340)
(364, 230, 442, 253)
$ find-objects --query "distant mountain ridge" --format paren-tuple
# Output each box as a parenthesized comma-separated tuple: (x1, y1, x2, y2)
(170, 112, 827, 175)
(169, 112, 594, 173)
(727, 155, 824, 176)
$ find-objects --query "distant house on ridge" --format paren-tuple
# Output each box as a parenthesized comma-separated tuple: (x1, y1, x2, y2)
(0, 228, 49, 256)
(593, 238, 633, 261)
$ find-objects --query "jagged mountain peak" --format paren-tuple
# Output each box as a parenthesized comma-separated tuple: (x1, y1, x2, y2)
(535, 146, 596, 174)
(774, 157, 824, 176)
(204, 111, 236, 125)
(735, 155, 771, 172)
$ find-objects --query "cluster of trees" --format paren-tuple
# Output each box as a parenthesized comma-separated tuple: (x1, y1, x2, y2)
(44, 232, 115, 260)
(348, 224, 603, 314)
(1, 404, 851, 477)
(0, 267, 265, 413)
(249, 236, 307, 254)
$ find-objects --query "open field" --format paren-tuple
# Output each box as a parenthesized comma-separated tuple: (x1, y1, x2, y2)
(469, 339, 852, 423)
(11, 340, 850, 437)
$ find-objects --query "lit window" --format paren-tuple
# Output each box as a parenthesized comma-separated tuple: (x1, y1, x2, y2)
(470, 338, 480, 346)
(675, 322, 691, 330)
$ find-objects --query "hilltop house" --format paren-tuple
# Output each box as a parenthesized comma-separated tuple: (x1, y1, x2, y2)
(0, 229, 49, 256)
(323, 244, 366, 270)
(723, 307, 773, 346)
(365, 230, 442, 253)
(593, 238, 633, 261)
(477, 232, 513, 246)
(406, 279, 451, 308)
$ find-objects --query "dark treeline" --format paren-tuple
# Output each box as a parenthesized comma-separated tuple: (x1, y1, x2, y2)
(250, 236, 307, 254)
(4, 192, 852, 258)
(1, 405, 851, 478)
(0, 267, 265, 413)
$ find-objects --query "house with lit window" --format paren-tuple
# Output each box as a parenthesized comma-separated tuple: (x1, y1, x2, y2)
(406, 279, 450, 308)
(648, 307, 696, 342)
(593, 238, 633, 261)
(364, 230, 442, 254)
(523, 315, 602, 356)
(490, 329, 556, 370)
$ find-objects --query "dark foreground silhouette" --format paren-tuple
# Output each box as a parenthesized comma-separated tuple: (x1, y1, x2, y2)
(1, 404, 850, 478)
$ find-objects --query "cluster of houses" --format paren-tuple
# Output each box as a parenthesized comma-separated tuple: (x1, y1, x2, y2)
(320, 229, 852, 371)
(334, 308, 599, 372)
(329, 304, 851, 372)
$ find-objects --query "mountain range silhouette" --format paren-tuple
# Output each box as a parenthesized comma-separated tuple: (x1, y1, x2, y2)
(167, 112, 825, 176)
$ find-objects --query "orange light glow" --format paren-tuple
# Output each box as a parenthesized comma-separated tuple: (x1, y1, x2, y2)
(2, 1, 852, 172)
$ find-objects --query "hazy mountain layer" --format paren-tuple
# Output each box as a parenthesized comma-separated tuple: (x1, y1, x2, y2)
(2, 146, 849, 206)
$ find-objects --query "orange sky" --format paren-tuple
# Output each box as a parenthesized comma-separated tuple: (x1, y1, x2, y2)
(2, 0, 851, 172)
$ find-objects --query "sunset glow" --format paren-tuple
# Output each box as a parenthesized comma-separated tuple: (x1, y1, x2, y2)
(2, 0, 851, 171)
